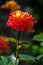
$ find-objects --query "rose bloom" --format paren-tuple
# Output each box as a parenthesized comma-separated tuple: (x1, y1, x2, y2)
(7, 11, 37, 32)
(0, 36, 10, 54)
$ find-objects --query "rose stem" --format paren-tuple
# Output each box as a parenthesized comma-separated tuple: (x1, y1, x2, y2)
(15, 32, 20, 65)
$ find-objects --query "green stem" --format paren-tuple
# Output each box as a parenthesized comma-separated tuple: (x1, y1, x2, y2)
(15, 32, 20, 65)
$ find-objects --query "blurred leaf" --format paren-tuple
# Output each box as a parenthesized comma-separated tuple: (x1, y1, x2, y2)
(6, 37, 22, 43)
(7, 55, 15, 65)
(33, 33, 43, 41)
(18, 54, 36, 61)
(17, 45, 22, 50)
(0, 55, 16, 65)
(40, 42, 43, 46)
(8, 54, 19, 65)
(31, 45, 39, 55)
(0, 60, 5, 65)
(6, 38, 16, 42)
(36, 55, 43, 60)
(0, 56, 8, 65)
(39, 47, 43, 54)
(32, 45, 39, 50)
(8, 61, 14, 65)
(23, 44, 30, 49)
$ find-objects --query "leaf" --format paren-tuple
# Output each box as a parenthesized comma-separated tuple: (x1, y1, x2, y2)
(6, 38, 16, 43)
(1, 56, 8, 65)
(23, 43, 30, 49)
(40, 42, 43, 46)
(8, 55, 19, 65)
(0, 60, 5, 65)
(18, 54, 36, 61)
(17, 45, 22, 50)
(0, 55, 18, 65)
(39, 47, 43, 54)
(33, 33, 43, 41)
(36, 55, 43, 60)
(6, 37, 22, 43)
(8, 61, 14, 65)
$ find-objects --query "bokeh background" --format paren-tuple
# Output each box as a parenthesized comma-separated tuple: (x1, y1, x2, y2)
(0, 0, 43, 65)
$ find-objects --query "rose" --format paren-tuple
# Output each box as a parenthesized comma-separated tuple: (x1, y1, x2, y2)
(7, 10, 37, 32)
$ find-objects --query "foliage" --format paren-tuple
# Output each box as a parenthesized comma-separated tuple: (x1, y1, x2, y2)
(33, 33, 43, 41)
(0, 36, 43, 65)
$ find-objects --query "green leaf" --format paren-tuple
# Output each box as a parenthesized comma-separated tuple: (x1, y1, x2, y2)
(31, 45, 39, 55)
(23, 44, 30, 49)
(6, 38, 16, 43)
(0, 55, 18, 65)
(8, 61, 14, 65)
(0, 56, 8, 65)
(6, 37, 22, 43)
(8, 55, 19, 65)
(18, 54, 36, 61)
(33, 33, 43, 41)
(36, 55, 43, 60)
(0, 60, 5, 65)
(39, 47, 43, 54)
(40, 42, 43, 46)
